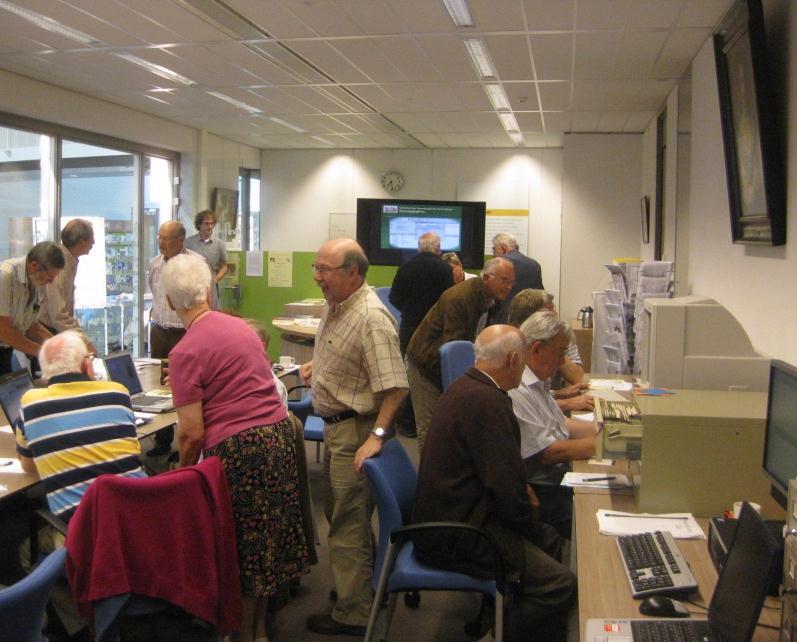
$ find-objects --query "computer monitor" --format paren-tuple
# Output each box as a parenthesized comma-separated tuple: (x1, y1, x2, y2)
(762, 359, 797, 508)
(0, 369, 34, 433)
(639, 295, 770, 391)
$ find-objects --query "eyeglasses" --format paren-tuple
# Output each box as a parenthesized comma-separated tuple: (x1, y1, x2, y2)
(157, 235, 180, 242)
(311, 263, 347, 275)
(492, 275, 515, 285)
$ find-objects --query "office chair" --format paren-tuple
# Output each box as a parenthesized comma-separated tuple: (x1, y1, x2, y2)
(374, 287, 402, 325)
(363, 439, 507, 642)
(439, 340, 475, 390)
(287, 385, 324, 463)
(0, 546, 67, 642)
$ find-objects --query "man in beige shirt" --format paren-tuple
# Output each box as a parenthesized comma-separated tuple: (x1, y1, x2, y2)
(41, 219, 97, 354)
(300, 238, 408, 636)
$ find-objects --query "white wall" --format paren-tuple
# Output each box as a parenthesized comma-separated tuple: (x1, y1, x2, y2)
(560, 134, 644, 320)
(688, 0, 797, 363)
(260, 147, 565, 301)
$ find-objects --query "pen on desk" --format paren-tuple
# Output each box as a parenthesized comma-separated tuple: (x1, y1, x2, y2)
(604, 513, 689, 520)
(583, 476, 616, 482)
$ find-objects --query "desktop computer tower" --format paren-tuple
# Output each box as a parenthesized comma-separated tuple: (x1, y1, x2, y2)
(633, 389, 783, 518)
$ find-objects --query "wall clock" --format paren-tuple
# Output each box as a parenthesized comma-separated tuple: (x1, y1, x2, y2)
(380, 170, 404, 193)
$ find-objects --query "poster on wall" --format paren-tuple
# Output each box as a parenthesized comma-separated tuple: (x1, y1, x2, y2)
(268, 251, 293, 288)
(212, 187, 239, 241)
(484, 209, 529, 256)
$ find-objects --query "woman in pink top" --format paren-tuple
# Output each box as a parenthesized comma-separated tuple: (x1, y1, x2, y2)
(162, 253, 308, 642)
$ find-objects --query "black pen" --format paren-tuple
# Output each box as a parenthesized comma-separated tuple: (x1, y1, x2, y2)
(583, 476, 616, 482)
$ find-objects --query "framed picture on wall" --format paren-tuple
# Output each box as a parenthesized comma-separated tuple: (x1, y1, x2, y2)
(212, 187, 239, 240)
(640, 195, 650, 244)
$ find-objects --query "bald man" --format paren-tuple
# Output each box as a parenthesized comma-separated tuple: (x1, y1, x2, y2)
(301, 238, 408, 636)
(146, 220, 202, 457)
(414, 324, 576, 642)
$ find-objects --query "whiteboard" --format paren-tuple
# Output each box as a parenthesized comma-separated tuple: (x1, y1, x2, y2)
(329, 213, 356, 240)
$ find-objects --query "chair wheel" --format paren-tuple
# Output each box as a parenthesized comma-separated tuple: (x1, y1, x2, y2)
(403, 591, 421, 608)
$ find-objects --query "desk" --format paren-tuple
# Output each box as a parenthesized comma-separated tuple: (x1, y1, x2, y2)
(272, 319, 317, 365)
(0, 363, 177, 502)
(572, 460, 780, 641)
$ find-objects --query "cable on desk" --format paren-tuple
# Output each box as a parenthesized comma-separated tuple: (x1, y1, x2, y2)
(755, 623, 779, 631)
(685, 598, 707, 612)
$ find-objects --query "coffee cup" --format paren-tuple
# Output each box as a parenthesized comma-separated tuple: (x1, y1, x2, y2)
(279, 356, 296, 367)
(732, 501, 761, 518)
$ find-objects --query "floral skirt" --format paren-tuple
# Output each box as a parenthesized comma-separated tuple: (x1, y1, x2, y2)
(204, 418, 309, 598)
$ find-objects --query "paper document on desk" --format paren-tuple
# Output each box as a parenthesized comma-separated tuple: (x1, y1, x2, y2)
(0, 424, 12, 435)
(572, 412, 594, 423)
(0, 458, 26, 473)
(561, 472, 631, 489)
(589, 379, 633, 391)
(597, 509, 705, 539)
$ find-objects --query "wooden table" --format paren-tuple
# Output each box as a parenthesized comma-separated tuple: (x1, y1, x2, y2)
(572, 458, 780, 641)
(272, 319, 317, 365)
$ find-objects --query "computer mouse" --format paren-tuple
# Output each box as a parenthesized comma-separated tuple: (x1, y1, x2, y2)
(638, 595, 690, 618)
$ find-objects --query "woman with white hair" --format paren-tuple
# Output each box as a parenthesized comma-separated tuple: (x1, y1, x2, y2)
(161, 253, 308, 642)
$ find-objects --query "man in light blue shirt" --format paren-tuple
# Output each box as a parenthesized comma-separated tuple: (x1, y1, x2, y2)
(508, 311, 597, 538)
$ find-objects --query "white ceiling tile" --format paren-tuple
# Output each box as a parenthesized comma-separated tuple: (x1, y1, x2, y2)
(247, 42, 332, 83)
(611, 31, 668, 79)
(624, 1, 683, 29)
(574, 32, 622, 79)
(288, 41, 371, 83)
(530, 34, 573, 81)
(541, 111, 570, 132)
(332, 38, 404, 83)
(337, 0, 409, 36)
(374, 36, 440, 82)
(277, 0, 365, 37)
(414, 133, 449, 147)
(575, 0, 633, 30)
(485, 35, 534, 81)
(470, 0, 526, 31)
(423, 83, 491, 111)
(225, 0, 316, 38)
(504, 82, 541, 111)
(523, 0, 576, 31)
(521, 132, 549, 146)
(537, 81, 572, 110)
(677, 0, 734, 28)
(653, 29, 712, 79)
(596, 111, 631, 131)
(382, 0, 455, 34)
(516, 112, 543, 131)
(415, 36, 476, 82)
(383, 112, 426, 132)
(624, 111, 657, 132)
(113, 0, 235, 42)
(571, 111, 602, 131)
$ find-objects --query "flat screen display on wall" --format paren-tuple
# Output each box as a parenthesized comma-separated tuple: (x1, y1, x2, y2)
(357, 198, 485, 268)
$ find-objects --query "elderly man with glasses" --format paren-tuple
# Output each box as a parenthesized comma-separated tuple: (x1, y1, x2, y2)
(301, 238, 408, 636)
(405, 256, 515, 453)
(488, 232, 544, 325)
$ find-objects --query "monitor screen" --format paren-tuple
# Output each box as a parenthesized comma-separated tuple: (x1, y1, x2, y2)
(0, 369, 34, 433)
(103, 352, 143, 396)
(357, 198, 485, 268)
(762, 359, 797, 502)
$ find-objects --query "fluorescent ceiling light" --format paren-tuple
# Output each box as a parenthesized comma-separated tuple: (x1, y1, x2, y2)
(442, 0, 474, 27)
(464, 38, 496, 79)
(115, 53, 196, 86)
(509, 132, 524, 145)
(312, 136, 334, 146)
(207, 91, 262, 114)
(485, 84, 511, 111)
(270, 117, 305, 133)
(498, 112, 519, 132)
(0, 0, 100, 45)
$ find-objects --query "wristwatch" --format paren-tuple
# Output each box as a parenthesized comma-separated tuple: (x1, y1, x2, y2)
(371, 426, 386, 439)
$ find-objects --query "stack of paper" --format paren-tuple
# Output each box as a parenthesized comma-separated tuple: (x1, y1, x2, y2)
(561, 472, 631, 489)
(597, 509, 705, 539)
(589, 379, 634, 391)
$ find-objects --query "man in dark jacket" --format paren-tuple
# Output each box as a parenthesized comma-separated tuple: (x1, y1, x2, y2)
(489, 232, 544, 325)
(414, 324, 576, 642)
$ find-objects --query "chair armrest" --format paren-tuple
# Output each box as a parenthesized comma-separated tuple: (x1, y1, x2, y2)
(286, 384, 310, 395)
(30, 509, 68, 562)
(390, 521, 508, 593)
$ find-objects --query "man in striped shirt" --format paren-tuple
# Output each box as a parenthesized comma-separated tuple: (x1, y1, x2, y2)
(16, 330, 145, 521)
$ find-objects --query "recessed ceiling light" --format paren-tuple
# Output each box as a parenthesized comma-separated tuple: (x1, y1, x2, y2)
(485, 84, 511, 111)
(442, 0, 474, 27)
(207, 91, 262, 114)
(509, 132, 524, 145)
(498, 112, 520, 133)
(464, 38, 496, 79)
(270, 117, 305, 133)
(0, 0, 101, 45)
(115, 53, 196, 86)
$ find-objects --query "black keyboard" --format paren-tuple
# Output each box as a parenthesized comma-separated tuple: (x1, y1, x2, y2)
(616, 531, 698, 598)
(630, 620, 712, 642)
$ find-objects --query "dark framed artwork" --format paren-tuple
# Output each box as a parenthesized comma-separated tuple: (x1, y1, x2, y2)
(713, 0, 785, 245)
(640, 195, 650, 244)
(212, 187, 239, 240)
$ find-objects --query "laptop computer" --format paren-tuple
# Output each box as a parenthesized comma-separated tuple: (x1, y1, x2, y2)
(0, 369, 34, 433)
(585, 502, 781, 642)
(103, 351, 174, 413)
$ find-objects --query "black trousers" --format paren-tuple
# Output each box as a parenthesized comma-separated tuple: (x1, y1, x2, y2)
(149, 324, 186, 450)
(0, 347, 13, 376)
